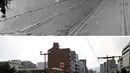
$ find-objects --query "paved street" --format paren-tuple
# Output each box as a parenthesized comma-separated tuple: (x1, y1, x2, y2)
(0, 0, 82, 34)
(78, 0, 123, 35)
(0, 0, 102, 35)
(18, 0, 102, 35)
(0, 0, 126, 35)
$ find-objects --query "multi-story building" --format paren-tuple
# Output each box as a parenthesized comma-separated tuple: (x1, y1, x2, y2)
(48, 42, 71, 73)
(80, 59, 89, 73)
(79, 61, 85, 73)
(75, 54, 80, 73)
(108, 58, 117, 73)
(48, 42, 89, 73)
(122, 42, 130, 69)
(71, 51, 76, 73)
(37, 62, 48, 69)
(101, 58, 117, 73)
(21, 61, 37, 69)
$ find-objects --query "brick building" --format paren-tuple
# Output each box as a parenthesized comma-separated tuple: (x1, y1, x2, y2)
(48, 42, 71, 73)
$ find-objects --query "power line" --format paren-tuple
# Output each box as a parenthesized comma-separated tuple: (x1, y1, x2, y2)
(84, 36, 100, 64)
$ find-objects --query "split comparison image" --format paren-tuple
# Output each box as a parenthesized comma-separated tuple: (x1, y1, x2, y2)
(0, 0, 130, 73)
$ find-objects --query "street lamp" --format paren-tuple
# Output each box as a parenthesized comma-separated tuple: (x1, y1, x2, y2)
(40, 51, 49, 73)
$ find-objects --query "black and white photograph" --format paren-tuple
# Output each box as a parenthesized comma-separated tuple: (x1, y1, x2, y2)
(0, 0, 130, 35)
(0, 36, 130, 73)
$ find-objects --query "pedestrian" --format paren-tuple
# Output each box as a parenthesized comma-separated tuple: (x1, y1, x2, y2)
(0, 0, 6, 18)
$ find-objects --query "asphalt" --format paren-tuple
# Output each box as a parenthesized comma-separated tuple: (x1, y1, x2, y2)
(0, 0, 81, 33)
(78, 0, 123, 35)
(19, 0, 103, 35)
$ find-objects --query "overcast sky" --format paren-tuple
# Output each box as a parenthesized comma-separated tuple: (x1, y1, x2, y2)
(0, 36, 130, 70)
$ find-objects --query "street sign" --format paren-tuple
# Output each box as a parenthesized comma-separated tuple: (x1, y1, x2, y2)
(110, 64, 117, 68)
(60, 62, 64, 68)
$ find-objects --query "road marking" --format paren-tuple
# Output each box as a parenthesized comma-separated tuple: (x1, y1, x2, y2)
(0, 0, 67, 23)
(121, 0, 129, 35)
(68, 0, 107, 36)
(17, 0, 86, 35)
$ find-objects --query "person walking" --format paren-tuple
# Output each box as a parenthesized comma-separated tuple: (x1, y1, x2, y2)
(0, 0, 7, 18)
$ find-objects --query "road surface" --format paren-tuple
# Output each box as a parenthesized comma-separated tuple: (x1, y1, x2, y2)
(0, 0, 82, 34)
(0, 0, 103, 35)
(77, 0, 123, 35)
(18, 0, 103, 35)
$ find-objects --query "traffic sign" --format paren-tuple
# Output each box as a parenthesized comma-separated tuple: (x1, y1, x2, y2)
(110, 64, 117, 68)
(60, 62, 64, 68)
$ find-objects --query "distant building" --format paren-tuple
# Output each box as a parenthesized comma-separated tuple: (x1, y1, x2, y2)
(80, 59, 89, 73)
(79, 61, 85, 73)
(100, 64, 104, 73)
(93, 70, 97, 73)
(37, 62, 48, 68)
(89, 69, 94, 73)
(117, 57, 122, 72)
(21, 61, 37, 69)
(100, 58, 117, 73)
(108, 58, 117, 73)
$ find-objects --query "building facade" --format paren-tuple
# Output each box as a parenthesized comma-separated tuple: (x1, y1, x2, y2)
(79, 61, 85, 73)
(80, 59, 88, 73)
(48, 43, 71, 73)
(21, 61, 37, 69)
(122, 42, 130, 69)
(37, 62, 48, 69)
(117, 57, 123, 72)
(75, 54, 79, 73)
(48, 42, 89, 73)
(70, 51, 76, 73)
(100, 64, 104, 73)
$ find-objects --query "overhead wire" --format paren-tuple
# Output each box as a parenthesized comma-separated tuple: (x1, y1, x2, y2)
(84, 36, 101, 65)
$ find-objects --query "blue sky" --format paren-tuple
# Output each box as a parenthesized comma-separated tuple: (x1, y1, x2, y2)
(0, 36, 130, 70)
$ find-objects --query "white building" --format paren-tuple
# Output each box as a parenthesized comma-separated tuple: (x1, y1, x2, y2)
(37, 62, 48, 69)
(79, 61, 85, 73)
(9, 60, 23, 69)
(122, 42, 130, 69)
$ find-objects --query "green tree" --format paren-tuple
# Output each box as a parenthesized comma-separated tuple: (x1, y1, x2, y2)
(0, 62, 16, 73)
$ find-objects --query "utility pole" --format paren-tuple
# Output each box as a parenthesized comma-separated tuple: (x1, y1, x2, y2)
(98, 55, 121, 73)
(40, 51, 48, 73)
